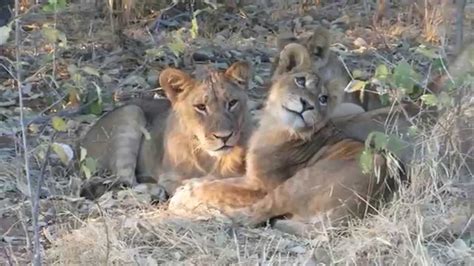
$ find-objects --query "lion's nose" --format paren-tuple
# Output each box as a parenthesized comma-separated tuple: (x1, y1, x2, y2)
(300, 98, 314, 112)
(213, 131, 233, 143)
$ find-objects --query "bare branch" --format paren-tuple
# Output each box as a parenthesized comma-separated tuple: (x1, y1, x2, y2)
(14, 0, 42, 264)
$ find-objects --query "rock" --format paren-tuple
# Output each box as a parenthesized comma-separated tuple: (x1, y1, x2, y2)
(301, 15, 314, 24)
(192, 49, 215, 62)
(289, 245, 306, 254)
(354, 37, 368, 48)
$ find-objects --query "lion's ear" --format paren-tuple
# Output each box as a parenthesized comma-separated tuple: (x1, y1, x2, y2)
(159, 68, 195, 104)
(225, 61, 251, 88)
(276, 32, 298, 51)
(272, 43, 312, 80)
(303, 26, 331, 66)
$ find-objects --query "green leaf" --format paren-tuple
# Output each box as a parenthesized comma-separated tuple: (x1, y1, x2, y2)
(392, 61, 419, 94)
(352, 69, 364, 79)
(414, 45, 440, 59)
(42, 27, 67, 46)
(359, 149, 374, 175)
(420, 94, 438, 107)
(386, 135, 406, 156)
(72, 73, 84, 87)
(51, 116, 67, 132)
(82, 157, 97, 179)
(81, 66, 100, 77)
(82, 164, 92, 179)
(42, 27, 59, 43)
(379, 93, 390, 106)
(407, 125, 419, 137)
(373, 132, 388, 150)
(432, 58, 446, 72)
(191, 16, 199, 39)
(0, 22, 12, 45)
(43, 0, 66, 11)
(366, 131, 388, 150)
(168, 31, 186, 57)
(145, 48, 166, 58)
(89, 99, 103, 115)
(52, 143, 74, 165)
(42, 4, 54, 12)
(168, 41, 185, 57)
(57, 29, 67, 44)
(345, 80, 367, 93)
(81, 157, 98, 179)
(80, 146, 87, 162)
(93, 82, 103, 104)
(57, 0, 67, 8)
(374, 64, 389, 81)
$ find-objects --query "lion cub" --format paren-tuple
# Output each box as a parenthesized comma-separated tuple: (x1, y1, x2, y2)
(79, 62, 253, 199)
(273, 26, 384, 113)
(169, 43, 397, 235)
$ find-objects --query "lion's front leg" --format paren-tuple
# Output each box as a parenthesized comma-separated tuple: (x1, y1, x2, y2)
(230, 185, 290, 227)
(230, 168, 314, 227)
(168, 177, 266, 219)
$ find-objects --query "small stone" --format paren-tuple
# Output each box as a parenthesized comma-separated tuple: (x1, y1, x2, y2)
(289, 245, 306, 254)
(192, 49, 215, 62)
(301, 15, 314, 24)
(354, 37, 368, 47)
(229, 50, 243, 57)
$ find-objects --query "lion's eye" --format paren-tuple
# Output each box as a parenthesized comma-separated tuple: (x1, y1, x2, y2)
(318, 95, 328, 106)
(194, 104, 207, 113)
(228, 99, 239, 110)
(294, 76, 306, 88)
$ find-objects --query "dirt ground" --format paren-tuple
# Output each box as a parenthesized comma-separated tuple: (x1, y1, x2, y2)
(0, 0, 473, 265)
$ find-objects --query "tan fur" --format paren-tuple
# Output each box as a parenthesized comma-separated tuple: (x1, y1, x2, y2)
(272, 26, 384, 112)
(79, 62, 253, 199)
(169, 44, 396, 234)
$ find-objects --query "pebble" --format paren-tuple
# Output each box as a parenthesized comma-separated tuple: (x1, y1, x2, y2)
(354, 37, 368, 48)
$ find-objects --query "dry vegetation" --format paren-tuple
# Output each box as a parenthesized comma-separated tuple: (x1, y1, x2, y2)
(0, 0, 473, 265)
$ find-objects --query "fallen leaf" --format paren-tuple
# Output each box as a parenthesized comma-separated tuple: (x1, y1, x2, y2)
(0, 22, 12, 46)
(51, 142, 74, 165)
(51, 116, 67, 132)
(345, 80, 367, 92)
(82, 66, 101, 77)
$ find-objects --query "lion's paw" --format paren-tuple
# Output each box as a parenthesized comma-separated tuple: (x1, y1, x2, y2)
(168, 180, 207, 213)
(168, 180, 230, 221)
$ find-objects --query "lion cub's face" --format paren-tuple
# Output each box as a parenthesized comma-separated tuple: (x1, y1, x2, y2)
(160, 62, 251, 156)
(266, 71, 330, 134)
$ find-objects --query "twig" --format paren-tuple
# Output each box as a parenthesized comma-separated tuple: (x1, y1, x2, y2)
(1, 246, 13, 266)
(30, 132, 55, 254)
(13, 0, 41, 264)
(0, 100, 16, 107)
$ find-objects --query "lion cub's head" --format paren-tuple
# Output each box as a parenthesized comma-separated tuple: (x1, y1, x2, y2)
(159, 62, 251, 156)
(263, 43, 334, 136)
